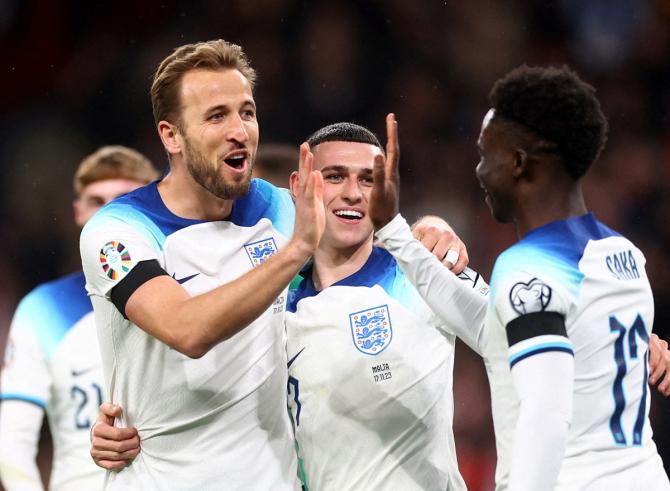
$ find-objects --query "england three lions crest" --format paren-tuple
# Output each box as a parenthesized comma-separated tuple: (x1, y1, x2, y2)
(244, 237, 278, 267)
(349, 304, 393, 356)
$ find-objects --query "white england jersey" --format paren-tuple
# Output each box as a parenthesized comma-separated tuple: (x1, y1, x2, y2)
(79, 179, 300, 491)
(486, 213, 669, 490)
(285, 246, 487, 491)
(1, 272, 106, 490)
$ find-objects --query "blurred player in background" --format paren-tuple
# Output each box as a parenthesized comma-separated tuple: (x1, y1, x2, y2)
(253, 143, 299, 188)
(0, 146, 158, 491)
(368, 67, 670, 490)
(79, 39, 325, 490)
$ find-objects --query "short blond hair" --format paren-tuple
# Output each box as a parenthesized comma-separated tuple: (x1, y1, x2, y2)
(73, 145, 159, 194)
(150, 39, 256, 127)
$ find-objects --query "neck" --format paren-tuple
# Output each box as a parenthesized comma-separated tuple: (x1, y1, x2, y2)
(158, 161, 233, 221)
(312, 238, 374, 290)
(514, 181, 587, 238)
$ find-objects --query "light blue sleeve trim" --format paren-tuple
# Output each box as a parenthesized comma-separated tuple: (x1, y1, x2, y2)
(86, 203, 166, 252)
(491, 244, 584, 300)
(509, 342, 574, 367)
(0, 393, 47, 409)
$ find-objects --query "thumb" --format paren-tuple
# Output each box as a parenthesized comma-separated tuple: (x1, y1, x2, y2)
(99, 403, 123, 423)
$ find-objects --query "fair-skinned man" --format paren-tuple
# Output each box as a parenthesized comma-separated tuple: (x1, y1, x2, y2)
(0, 146, 158, 491)
(79, 40, 467, 490)
(79, 40, 325, 490)
(88, 120, 486, 490)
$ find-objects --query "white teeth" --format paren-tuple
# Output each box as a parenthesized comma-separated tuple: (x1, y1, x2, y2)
(227, 155, 245, 161)
(335, 210, 363, 219)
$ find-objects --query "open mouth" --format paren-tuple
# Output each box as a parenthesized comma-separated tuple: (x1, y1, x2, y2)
(334, 209, 364, 221)
(223, 154, 246, 170)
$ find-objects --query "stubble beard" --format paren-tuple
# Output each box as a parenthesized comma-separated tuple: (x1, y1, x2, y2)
(183, 136, 253, 200)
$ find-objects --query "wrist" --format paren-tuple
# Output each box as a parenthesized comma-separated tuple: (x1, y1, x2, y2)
(285, 238, 315, 265)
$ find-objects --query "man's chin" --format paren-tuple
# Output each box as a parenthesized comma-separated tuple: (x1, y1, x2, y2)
(207, 180, 251, 200)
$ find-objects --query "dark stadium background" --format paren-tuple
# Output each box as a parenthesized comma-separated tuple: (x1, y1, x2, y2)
(1, 1, 669, 489)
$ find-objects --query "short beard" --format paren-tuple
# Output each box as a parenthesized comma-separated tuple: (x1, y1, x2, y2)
(183, 137, 252, 200)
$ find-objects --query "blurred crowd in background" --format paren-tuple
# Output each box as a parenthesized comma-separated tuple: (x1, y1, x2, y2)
(1, 1, 669, 489)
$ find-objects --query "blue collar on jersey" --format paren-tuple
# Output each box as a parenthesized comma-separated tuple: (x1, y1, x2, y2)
(287, 246, 398, 313)
(105, 178, 295, 238)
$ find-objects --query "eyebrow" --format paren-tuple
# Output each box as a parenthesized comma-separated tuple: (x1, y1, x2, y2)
(204, 99, 256, 115)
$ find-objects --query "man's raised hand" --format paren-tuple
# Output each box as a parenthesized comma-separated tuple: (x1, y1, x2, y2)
(369, 113, 400, 230)
(290, 143, 325, 256)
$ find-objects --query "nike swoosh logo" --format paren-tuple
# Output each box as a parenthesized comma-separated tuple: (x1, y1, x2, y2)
(172, 272, 200, 284)
(287, 348, 305, 368)
(71, 367, 95, 377)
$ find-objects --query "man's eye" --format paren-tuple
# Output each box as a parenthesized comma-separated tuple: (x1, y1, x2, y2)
(208, 113, 223, 121)
(242, 110, 256, 120)
(325, 175, 343, 182)
(86, 197, 106, 207)
(361, 177, 374, 186)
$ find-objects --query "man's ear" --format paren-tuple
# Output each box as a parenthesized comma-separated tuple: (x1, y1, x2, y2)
(512, 147, 529, 180)
(158, 121, 182, 157)
(289, 171, 300, 200)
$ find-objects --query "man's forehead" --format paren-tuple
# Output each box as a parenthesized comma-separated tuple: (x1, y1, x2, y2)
(180, 68, 254, 106)
(312, 141, 382, 168)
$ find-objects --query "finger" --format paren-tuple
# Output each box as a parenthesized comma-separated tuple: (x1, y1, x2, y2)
(648, 334, 663, 383)
(93, 423, 138, 442)
(92, 434, 140, 454)
(443, 249, 460, 268)
(312, 169, 324, 202)
(658, 366, 670, 396)
(649, 359, 664, 385)
(100, 402, 122, 417)
(446, 241, 468, 273)
(416, 229, 440, 256)
(372, 154, 386, 193)
(92, 448, 140, 464)
(95, 459, 129, 471)
(297, 143, 310, 191)
(303, 153, 315, 200)
(92, 446, 141, 462)
(385, 113, 399, 184)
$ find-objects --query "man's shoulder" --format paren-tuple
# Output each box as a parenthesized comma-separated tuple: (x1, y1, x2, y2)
(231, 179, 295, 236)
(21, 271, 88, 311)
(13, 271, 91, 341)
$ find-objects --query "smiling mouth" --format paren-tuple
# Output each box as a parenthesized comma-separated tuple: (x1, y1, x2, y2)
(334, 209, 364, 221)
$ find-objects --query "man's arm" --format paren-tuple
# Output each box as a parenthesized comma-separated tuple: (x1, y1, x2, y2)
(0, 401, 44, 490)
(83, 144, 325, 358)
(0, 294, 53, 491)
(368, 114, 487, 353)
(506, 312, 574, 491)
(377, 215, 487, 353)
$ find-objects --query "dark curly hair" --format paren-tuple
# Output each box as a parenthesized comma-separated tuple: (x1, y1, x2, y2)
(489, 65, 608, 179)
(307, 122, 383, 151)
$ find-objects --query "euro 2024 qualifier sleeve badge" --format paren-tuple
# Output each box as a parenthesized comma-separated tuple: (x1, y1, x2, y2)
(349, 304, 393, 355)
(509, 277, 552, 315)
(99, 241, 131, 280)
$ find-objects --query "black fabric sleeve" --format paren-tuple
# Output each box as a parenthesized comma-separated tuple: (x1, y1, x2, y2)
(505, 311, 567, 347)
(110, 259, 169, 319)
